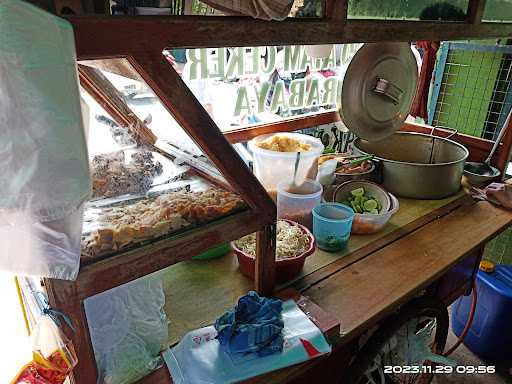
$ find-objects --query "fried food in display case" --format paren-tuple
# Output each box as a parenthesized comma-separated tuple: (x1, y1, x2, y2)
(91, 149, 164, 198)
(81, 185, 246, 260)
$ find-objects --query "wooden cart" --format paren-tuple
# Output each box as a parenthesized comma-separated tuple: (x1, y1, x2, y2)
(37, 1, 512, 383)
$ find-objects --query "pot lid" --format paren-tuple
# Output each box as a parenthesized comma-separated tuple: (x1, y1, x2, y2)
(340, 42, 418, 141)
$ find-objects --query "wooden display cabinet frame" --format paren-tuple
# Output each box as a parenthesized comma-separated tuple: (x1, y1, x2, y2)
(42, 1, 512, 382)
(44, 31, 278, 384)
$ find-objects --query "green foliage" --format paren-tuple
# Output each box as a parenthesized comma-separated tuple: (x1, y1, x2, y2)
(348, 0, 468, 20)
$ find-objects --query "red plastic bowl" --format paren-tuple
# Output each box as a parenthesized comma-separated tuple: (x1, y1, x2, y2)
(232, 219, 316, 283)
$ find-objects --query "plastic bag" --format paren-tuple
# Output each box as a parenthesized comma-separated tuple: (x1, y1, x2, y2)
(0, 0, 90, 279)
(163, 299, 331, 384)
(11, 316, 78, 384)
(84, 272, 169, 384)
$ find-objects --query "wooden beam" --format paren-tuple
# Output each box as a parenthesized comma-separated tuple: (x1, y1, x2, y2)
(127, 53, 276, 217)
(466, 0, 487, 24)
(224, 110, 340, 144)
(66, 16, 512, 59)
(78, 64, 157, 145)
(80, 58, 143, 81)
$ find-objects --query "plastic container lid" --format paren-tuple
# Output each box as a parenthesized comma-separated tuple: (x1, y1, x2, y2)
(340, 43, 418, 141)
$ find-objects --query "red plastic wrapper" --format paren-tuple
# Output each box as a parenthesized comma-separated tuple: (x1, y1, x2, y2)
(11, 317, 77, 384)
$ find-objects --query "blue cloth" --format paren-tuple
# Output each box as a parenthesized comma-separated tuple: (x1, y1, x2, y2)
(214, 291, 284, 356)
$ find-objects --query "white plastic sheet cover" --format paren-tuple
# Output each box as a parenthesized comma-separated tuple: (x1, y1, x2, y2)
(0, 0, 90, 279)
(163, 299, 331, 384)
(84, 272, 169, 384)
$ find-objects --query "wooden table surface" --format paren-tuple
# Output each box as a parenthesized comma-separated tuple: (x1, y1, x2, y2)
(142, 198, 512, 384)
(160, 193, 464, 346)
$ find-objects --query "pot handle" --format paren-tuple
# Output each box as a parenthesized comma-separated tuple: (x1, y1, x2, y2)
(373, 77, 403, 105)
(431, 126, 458, 140)
(373, 158, 384, 184)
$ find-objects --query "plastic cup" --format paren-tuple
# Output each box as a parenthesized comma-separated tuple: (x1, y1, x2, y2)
(312, 203, 354, 252)
(277, 179, 323, 229)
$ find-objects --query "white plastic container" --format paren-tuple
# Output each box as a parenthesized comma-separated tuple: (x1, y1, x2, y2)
(277, 179, 323, 229)
(249, 133, 324, 199)
(350, 193, 399, 235)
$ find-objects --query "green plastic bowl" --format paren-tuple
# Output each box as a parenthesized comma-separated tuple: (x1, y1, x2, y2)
(192, 243, 231, 261)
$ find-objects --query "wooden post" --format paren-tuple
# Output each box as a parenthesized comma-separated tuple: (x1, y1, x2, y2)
(325, 0, 347, 22)
(495, 106, 512, 173)
(44, 279, 98, 384)
(255, 223, 277, 296)
(466, 0, 487, 24)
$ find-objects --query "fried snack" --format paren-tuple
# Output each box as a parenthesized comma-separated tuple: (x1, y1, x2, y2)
(91, 150, 163, 198)
(256, 135, 311, 152)
(81, 188, 245, 259)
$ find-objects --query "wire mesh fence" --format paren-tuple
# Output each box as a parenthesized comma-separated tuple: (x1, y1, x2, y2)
(485, 227, 512, 265)
(429, 42, 512, 141)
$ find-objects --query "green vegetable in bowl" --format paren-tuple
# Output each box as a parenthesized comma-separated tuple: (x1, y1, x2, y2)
(363, 199, 377, 211)
(342, 187, 382, 214)
(351, 188, 365, 198)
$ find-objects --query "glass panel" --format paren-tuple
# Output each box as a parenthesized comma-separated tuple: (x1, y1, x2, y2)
(347, 0, 468, 20)
(106, 0, 323, 17)
(79, 59, 247, 262)
(169, 44, 364, 131)
(289, 0, 324, 17)
(483, 0, 512, 22)
(81, 90, 133, 157)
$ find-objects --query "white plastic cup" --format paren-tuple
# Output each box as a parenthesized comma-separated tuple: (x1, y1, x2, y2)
(277, 179, 323, 229)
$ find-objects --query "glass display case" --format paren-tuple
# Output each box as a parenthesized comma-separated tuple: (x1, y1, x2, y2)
(79, 60, 250, 262)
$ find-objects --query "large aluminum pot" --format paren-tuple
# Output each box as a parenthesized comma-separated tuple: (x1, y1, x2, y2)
(353, 132, 469, 199)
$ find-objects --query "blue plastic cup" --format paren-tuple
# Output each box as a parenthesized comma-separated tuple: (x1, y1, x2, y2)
(312, 203, 354, 252)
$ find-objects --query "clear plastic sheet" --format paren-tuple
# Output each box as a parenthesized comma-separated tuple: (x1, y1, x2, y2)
(163, 300, 331, 384)
(0, 0, 90, 280)
(84, 272, 169, 384)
